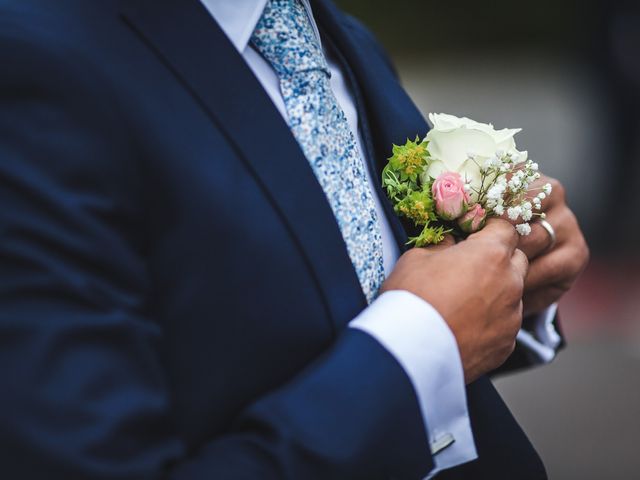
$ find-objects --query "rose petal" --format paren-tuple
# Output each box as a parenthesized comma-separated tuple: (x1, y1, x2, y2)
(425, 159, 449, 180)
(426, 128, 497, 172)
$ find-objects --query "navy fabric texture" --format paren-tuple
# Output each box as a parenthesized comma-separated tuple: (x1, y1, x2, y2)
(0, 0, 546, 478)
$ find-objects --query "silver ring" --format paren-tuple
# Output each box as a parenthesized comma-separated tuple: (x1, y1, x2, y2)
(538, 219, 557, 251)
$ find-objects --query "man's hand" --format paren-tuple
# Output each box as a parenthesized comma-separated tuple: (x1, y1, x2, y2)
(517, 176, 590, 315)
(380, 219, 528, 384)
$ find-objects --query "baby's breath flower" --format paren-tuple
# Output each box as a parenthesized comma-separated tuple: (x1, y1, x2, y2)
(537, 192, 546, 200)
(513, 152, 527, 164)
(516, 223, 532, 236)
(493, 204, 505, 215)
(507, 206, 522, 221)
(487, 184, 505, 200)
(542, 183, 552, 195)
(483, 156, 498, 169)
(508, 176, 522, 190)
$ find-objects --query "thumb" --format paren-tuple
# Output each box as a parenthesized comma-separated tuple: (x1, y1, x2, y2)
(421, 234, 455, 253)
(438, 234, 456, 247)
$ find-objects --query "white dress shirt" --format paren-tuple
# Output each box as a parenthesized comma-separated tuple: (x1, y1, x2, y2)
(200, 1, 561, 477)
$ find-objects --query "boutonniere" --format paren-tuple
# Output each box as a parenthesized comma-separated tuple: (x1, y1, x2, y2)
(382, 113, 552, 246)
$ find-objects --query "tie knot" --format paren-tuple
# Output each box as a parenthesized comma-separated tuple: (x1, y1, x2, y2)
(251, 0, 330, 78)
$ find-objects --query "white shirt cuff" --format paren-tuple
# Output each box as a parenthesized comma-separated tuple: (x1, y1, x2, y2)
(349, 290, 477, 478)
(516, 303, 561, 364)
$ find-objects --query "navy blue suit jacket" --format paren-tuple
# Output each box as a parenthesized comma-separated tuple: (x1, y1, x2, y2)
(0, 0, 547, 478)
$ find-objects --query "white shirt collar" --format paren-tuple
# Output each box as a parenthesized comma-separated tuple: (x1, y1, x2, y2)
(199, 0, 322, 53)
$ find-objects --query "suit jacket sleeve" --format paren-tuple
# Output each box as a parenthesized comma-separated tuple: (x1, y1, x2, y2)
(0, 31, 435, 480)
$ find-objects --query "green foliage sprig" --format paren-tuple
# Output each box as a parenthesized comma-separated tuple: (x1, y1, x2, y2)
(382, 137, 450, 247)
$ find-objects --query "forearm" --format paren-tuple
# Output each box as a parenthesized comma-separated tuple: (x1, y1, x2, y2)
(351, 291, 477, 478)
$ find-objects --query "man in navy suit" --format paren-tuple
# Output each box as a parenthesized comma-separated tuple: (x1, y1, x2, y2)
(0, 0, 588, 478)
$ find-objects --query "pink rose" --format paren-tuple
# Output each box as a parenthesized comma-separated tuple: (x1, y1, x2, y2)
(432, 172, 469, 220)
(457, 203, 487, 233)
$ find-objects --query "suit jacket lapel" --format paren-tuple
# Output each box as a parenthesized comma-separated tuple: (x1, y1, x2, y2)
(120, 0, 367, 332)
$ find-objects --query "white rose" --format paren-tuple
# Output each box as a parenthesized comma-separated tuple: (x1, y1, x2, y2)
(422, 113, 527, 200)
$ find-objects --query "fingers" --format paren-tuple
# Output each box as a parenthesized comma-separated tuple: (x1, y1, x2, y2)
(517, 220, 554, 260)
(420, 233, 456, 254)
(524, 248, 568, 291)
(469, 218, 519, 253)
(523, 285, 565, 316)
(439, 234, 456, 247)
(518, 201, 573, 260)
(511, 248, 529, 279)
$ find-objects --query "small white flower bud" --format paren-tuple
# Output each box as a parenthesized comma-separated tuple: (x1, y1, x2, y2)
(516, 223, 532, 236)
(507, 206, 522, 221)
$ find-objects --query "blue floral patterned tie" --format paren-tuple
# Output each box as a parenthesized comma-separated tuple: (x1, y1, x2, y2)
(251, 0, 385, 303)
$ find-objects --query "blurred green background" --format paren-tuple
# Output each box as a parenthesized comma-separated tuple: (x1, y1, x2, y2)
(335, 1, 640, 478)
(337, 0, 598, 56)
